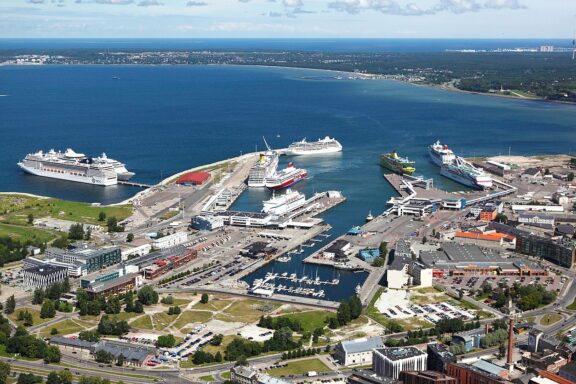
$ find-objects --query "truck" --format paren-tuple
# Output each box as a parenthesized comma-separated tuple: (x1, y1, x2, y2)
(306, 372, 318, 377)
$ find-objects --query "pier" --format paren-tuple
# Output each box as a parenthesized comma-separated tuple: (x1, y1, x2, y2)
(117, 180, 152, 188)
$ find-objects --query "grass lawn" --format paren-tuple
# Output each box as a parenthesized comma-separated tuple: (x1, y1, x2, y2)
(268, 358, 330, 377)
(130, 315, 154, 330)
(112, 311, 142, 322)
(192, 298, 232, 311)
(215, 299, 278, 323)
(540, 313, 563, 326)
(202, 335, 237, 355)
(395, 317, 434, 332)
(567, 298, 576, 311)
(37, 319, 86, 337)
(151, 312, 177, 328)
(0, 223, 59, 243)
(221, 372, 231, 379)
(275, 311, 331, 333)
(8, 308, 52, 327)
(0, 194, 132, 226)
(173, 310, 213, 330)
(199, 375, 215, 382)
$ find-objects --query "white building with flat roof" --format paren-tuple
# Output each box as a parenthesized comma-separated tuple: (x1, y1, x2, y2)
(152, 232, 188, 250)
(373, 347, 427, 379)
(335, 337, 385, 366)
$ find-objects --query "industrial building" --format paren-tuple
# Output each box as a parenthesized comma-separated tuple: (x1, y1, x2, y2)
(348, 369, 401, 384)
(211, 211, 273, 228)
(426, 343, 456, 373)
(22, 265, 68, 290)
(94, 339, 155, 367)
(399, 371, 456, 384)
(446, 363, 510, 384)
(558, 361, 576, 383)
(373, 347, 428, 379)
(324, 239, 351, 261)
(419, 242, 547, 276)
(334, 336, 384, 366)
(143, 249, 198, 279)
(240, 242, 277, 259)
(518, 213, 555, 229)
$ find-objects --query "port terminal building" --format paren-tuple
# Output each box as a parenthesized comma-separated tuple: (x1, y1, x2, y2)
(334, 336, 385, 366)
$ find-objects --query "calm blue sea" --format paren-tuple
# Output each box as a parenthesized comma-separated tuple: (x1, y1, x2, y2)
(1, 63, 576, 300)
(0, 38, 571, 52)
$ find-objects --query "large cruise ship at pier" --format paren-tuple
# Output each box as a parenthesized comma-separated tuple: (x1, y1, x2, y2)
(440, 156, 492, 190)
(248, 138, 279, 188)
(285, 136, 342, 156)
(429, 141, 456, 166)
(262, 189, 306, 215)
(17, 149, 131, 186)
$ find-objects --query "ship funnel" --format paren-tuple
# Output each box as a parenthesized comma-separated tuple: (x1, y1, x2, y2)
(259, 154, 265, 164)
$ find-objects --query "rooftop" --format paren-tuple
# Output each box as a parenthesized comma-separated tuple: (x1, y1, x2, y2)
(87, 273, 139, 294)
(340, 337, 384, 354)
(376, 347, 426, 361)
(472, 360, 507, 377)
(24, 264, 67, 276)
(50, 336, 95, 350)
(389, 255, 412, 271)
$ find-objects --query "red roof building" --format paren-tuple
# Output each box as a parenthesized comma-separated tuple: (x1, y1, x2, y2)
(176, 172, 211, 185)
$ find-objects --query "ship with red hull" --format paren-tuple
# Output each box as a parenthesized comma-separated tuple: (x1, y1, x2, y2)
(265, 163, 308, 190)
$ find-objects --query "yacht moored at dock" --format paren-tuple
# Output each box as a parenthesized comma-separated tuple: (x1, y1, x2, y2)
(285, 136, 342, 156)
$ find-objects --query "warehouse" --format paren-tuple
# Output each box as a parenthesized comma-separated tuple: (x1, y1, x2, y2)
(176, 172, 211, 186)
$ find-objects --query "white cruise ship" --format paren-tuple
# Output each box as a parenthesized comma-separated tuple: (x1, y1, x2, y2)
(262, 189, 306, 215)
(285, 137, 342, 156)
(17, 148, 133, 186)
(440, 156, 492, 190)
(429, 141, 456, 167)
(94, 153, 135, 181)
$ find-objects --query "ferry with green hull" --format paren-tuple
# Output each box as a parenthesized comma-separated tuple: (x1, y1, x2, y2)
(379, 151, 416, 175)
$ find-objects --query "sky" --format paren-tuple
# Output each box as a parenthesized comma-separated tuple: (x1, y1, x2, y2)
(0, 0, 573, 38)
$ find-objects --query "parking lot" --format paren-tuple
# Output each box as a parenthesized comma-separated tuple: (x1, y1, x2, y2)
(439, 274, 563, 295)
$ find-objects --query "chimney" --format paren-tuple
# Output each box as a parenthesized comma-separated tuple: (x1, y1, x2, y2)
(507, 316, 514, 370)
(485, 323, 489, 335)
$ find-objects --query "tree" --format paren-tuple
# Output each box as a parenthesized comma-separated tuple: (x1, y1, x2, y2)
(32, 289, 44, 305)
(4, 295, 15, 315)
(168, 306, 181, 315)
(157, 335, 176, 348)
(50, 328, 58, 336)
(44, 346, 61, 363)
(348, 296, 362, 319)
(58, 371, 73, 384)
(105, 297, 121, 315)
(126, 233, 134, 242)
(17, 373, 42, 384)
(27, 214, 34, 225)
(79, 330, 100, 342)
(52, 237, 69, 249)
(160, 295, 174, 305)
(68, 223, 85, 240)
(379, 241, 388, 257)
(133, 300, 144, 314)
(568, 172, 575, 182)
(46, 372, 60, 384)
(200, 293, 209, 304)
(84, 228, 92, 241)
(95, 350, 115, 364)
(107, 217, 122, 232)
(495, 213, 508, 224)
(337, 301, 351, 325)
(116, 354, 125, 367)
(0, 361, 10, 384)
(422, 236, 427, 244)
(498, 342, 506, 359)
(328, 317, 339, 329)
(372, 257, 385, 267)
(215, 351, 223, 362)
(40, 300, 56, 319)
(98, 211, 106, 222)
(137, 286, 158, 306)
(210, 334, 224, 346)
